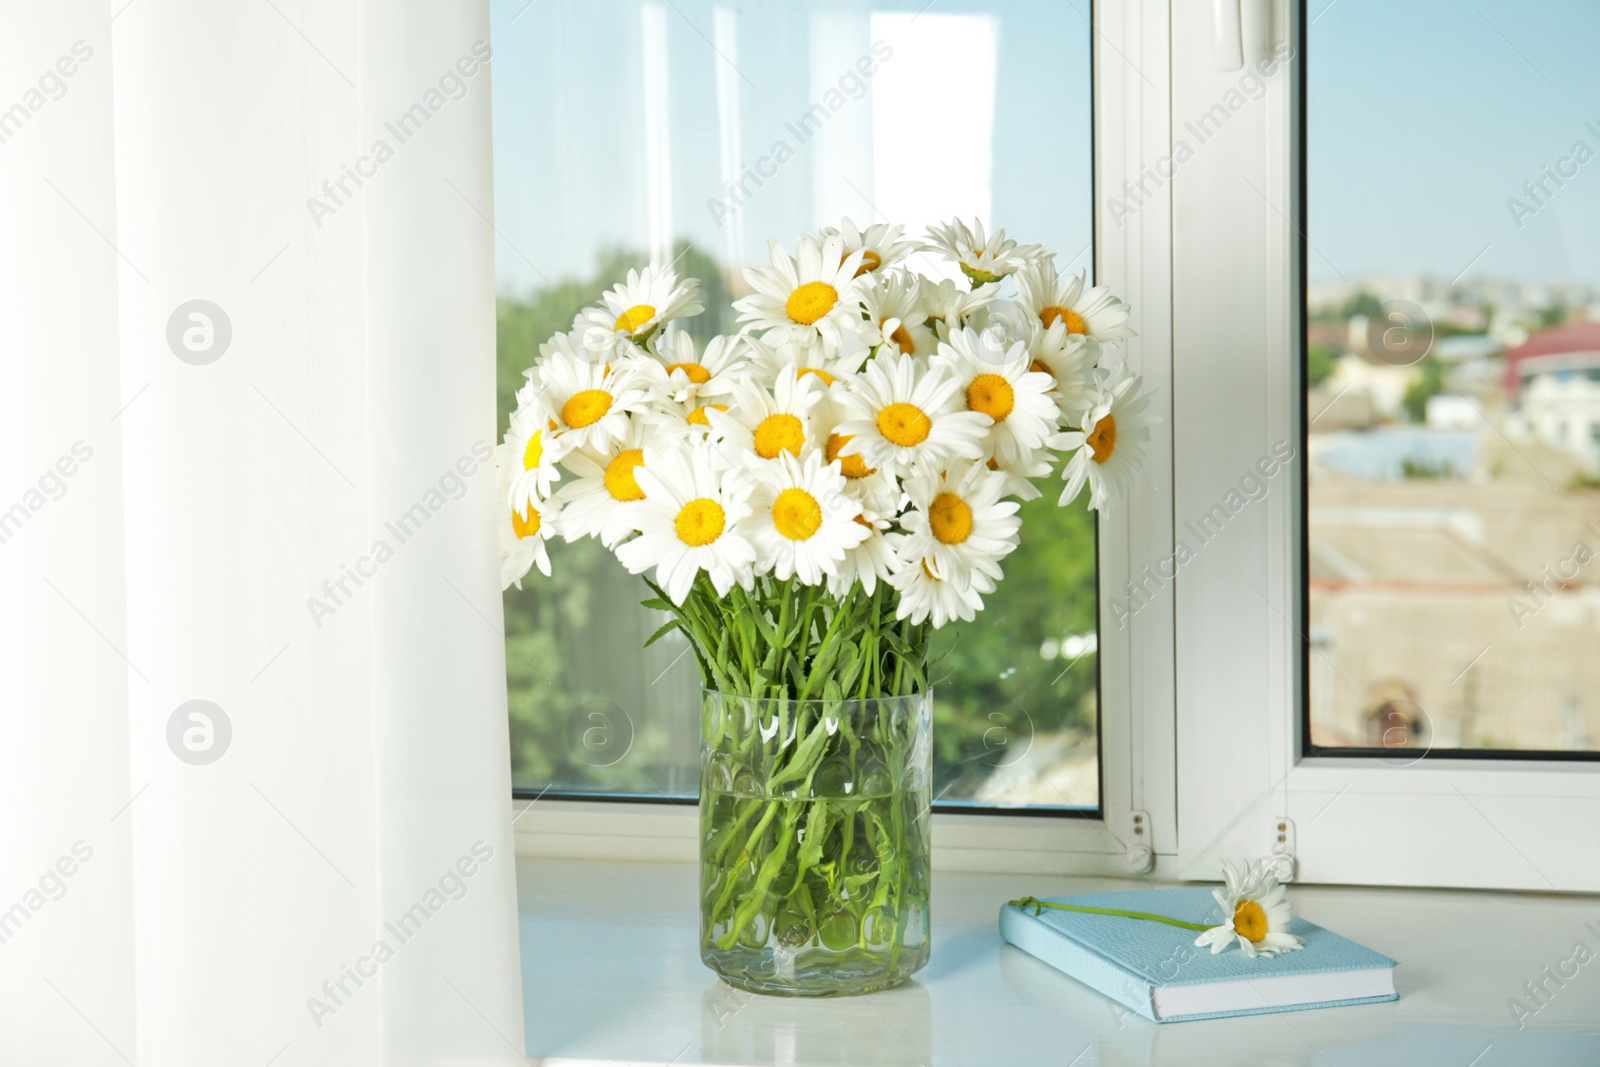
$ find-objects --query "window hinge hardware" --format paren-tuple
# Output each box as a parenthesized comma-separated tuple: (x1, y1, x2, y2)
(1124, 809, 1154, 874)
(1270, 816, 1297, 882)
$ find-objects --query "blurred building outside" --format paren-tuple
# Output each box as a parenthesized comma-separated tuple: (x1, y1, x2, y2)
(1307, 274, 1600, 753)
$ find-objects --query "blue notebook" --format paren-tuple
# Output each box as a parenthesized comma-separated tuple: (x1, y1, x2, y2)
(998, 887, 1397, 1023)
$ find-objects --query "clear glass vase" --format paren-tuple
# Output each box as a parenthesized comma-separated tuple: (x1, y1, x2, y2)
(698, 689, 932, 996)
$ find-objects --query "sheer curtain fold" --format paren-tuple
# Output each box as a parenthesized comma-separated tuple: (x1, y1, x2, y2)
(0, 2, 523, 1064)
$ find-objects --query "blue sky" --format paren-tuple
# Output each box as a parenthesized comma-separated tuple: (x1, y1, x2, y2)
(487, 0, 1599, 295)
(487, 0, 1093, 293)
(1308, 0, 1600, 285)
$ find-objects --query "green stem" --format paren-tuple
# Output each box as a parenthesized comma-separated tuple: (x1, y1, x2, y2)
(678, 578, 937, 979)
(1007, 897, 1211, 932)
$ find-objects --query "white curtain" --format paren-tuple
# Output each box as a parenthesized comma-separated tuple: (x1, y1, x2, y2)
(0, 1, 525, 1063)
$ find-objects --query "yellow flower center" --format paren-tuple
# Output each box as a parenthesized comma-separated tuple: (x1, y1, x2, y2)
(1040, 305, 1087, 334)
(522, 429, 544, 470)
(613, 303, 657, 335)
(602, 449, 646, 501)
(771, 488, 823, 541)
(561, 389, 613, 429)
(686, 403, 727, 427)
(881, 319, 915, 355)
(826, 433, 875, 479)
(843, 249, 882, 276)
(876, 402, 931, 447)
(674, 498, 725, 547)
(1086, 412, 1117, 464)
(798, 366, 835, 386)
(1233, 900, 1268, 944)
(666, 362, 711, 384)
(966, 374, 1015, 421)
(753, 413, 805, 459)
(785, 281, 838, 325)
(510, 505, 540, 539)
(928, 492, 973, 545)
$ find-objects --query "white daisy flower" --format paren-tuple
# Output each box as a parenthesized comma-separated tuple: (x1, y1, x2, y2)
(642, 385, 728, 436)
(1014, 257, 1135, 343)
(578, 265, 703, 357)
(843, 466, 906, 519)
(826, 503, 898, 598)
(742, 336, 860, 430)
(740, 450, 869, 586)
(831, 350, 990, 481)
(809, 217, 919, 276)
(503, 393, 566, 511)
(982, 451, 1052, 502)
(1051, 362, 1157, 512)
(533, 336, 653, 454)
(734, 233, 869, 349)
(706, 367, 825, 465)
(1193, 859, 1306, 959)
(920, 275, 1003, 334)
(898, 460, 1021, 587)
(887, 549, 992, 628)
(554, 420, 653, 547)
(816, 411, 905, 517)
(499, 473, 562, 590)
(614, 441, 758, 605)
(490, 217, 1143, 631)
(821, 424, 879, 483)
(924, 217, 1042, 285)
(1024, 319, 1100, 422)
(744, 333, 868, 392)
(858, 271, 936, 357)
(643, 329, 747, 407)
(932, 326, 1060, 468)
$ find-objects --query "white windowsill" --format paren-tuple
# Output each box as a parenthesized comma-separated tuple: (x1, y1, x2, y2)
(512, 801, 1156, 878)
(518, 857, 1600, 1065)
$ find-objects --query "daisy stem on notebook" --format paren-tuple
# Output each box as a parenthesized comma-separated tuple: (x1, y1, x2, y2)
(1007, 896, 1211, 932)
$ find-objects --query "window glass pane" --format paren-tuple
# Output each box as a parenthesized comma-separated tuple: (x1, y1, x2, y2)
(491, 0, 1097, 802)
(1305, 0, 1600, 755)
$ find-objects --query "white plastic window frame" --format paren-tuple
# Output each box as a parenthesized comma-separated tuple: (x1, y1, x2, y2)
(513, 0, 1181, 877)
(1170, 0, 1600, 892)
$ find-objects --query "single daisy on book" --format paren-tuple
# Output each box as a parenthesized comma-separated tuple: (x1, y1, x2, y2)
(1001, 858, 1397, 1023)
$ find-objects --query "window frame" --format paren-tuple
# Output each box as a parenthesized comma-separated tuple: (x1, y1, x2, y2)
(1169, 0, 1600, 892)
(512, 0, 1182, 877)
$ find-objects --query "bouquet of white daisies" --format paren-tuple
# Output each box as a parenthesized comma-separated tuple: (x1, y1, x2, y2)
(500, 218, 1152, 989)
(499, 216, 1152, 692)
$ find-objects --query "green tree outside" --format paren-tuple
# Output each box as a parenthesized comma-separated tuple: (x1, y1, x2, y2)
(1306, 343, 1336, 388)
(1402, 356, 1445, 424)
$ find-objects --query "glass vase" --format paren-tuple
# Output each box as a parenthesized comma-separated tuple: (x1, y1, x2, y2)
(698, 689, 932, 996)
